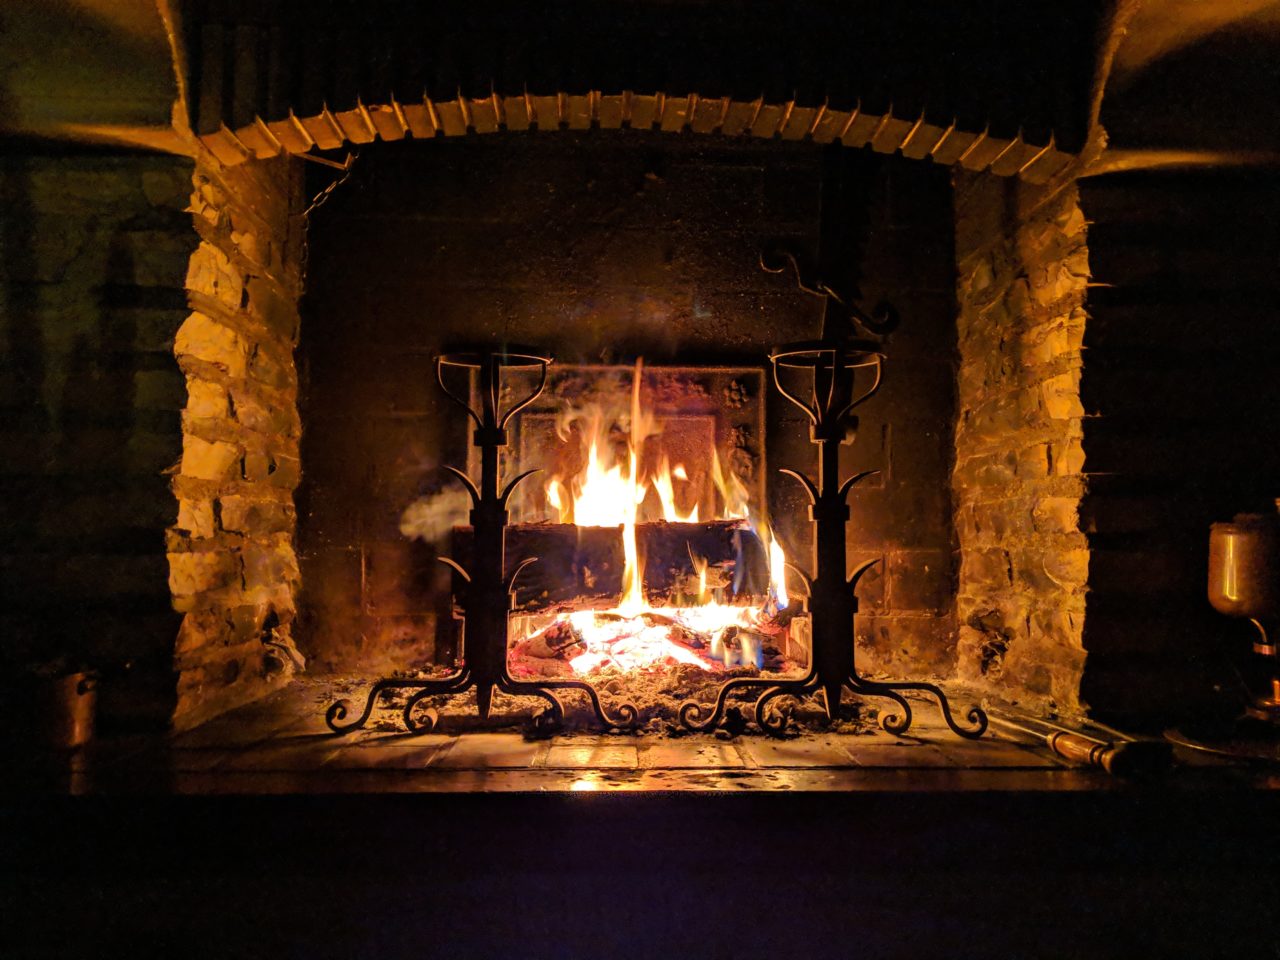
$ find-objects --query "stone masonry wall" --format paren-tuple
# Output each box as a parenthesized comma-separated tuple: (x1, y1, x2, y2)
(0, 149, 195, 730)
(167, 151, 306, 731)
(951, 171, 1090, 714)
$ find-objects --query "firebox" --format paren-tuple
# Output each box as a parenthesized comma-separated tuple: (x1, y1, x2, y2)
(288, 133, 998, 739)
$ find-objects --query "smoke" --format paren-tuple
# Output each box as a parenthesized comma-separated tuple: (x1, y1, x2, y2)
(399, 487, 472, 544)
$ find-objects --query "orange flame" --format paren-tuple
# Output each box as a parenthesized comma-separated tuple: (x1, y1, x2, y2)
(540, 358, 790, 673)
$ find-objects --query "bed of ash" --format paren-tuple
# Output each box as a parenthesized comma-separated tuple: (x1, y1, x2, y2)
(316, 611, 880, 738)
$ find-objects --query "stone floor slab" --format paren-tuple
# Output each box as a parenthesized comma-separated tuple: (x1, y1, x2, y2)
(217, 738, 340, 772)
(840, 740, 949, 767)
(323, 741, 449, 770)
(740, 736, 856, 767)
(931, 736, 1062, 768)
(544, 743, 639, 769)
(433, 734, 542, 769)
(639, 742, 745, 769)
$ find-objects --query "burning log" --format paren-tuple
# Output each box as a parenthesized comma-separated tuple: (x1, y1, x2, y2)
(450, 520, 768, 613)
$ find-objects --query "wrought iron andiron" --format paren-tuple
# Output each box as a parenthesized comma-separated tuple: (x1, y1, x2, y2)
(681, 259, 987, 738)
(326, 347, 637, 735)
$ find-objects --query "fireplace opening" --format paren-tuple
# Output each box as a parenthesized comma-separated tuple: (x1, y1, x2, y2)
(293, 131, 978, 734)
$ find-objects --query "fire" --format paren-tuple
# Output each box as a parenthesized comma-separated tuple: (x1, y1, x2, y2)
(536, 359, 791, 676)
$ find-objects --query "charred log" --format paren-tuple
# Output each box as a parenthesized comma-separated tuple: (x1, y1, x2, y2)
(451, 520, 769, 613)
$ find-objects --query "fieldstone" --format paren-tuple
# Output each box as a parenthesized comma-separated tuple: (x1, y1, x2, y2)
(1042, 545, 1090, 588)
(1033, 496, 1079, 534)
(1024, 321, 1074, 366)
(243, 277, 298, 341)
(219, 496, 293, 535)
(186, 379, 230, 419)
(240, 540, 300, 593)
(1053, 436, 1086, 476)
(247, 344, 294, 389)
(960, 548, 1012, 589)
(231, 390, 296, 436)
(186, 242, 244, 309)
(952, 177, 1090, 710)
(168, 549, 239, 597)
(1016, 443, 1051, 479)
(176, 498, 217, 538)
(1040, 372, 1084, 420)
(266, 452, 300, 490)
(174, 607, 234, 657)
(180, 435, 240, 482)
(175, 312, 249, 378)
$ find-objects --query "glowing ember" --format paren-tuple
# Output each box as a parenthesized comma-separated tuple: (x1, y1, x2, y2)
(536, 358, 791, 676)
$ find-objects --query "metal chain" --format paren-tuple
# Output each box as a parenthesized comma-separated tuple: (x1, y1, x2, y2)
(299, 150, 359, 282)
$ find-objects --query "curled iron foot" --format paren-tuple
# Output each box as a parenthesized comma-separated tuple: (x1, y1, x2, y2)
(503, 675, 639, 731)
(325, 671, 469, 734)
(754, 682, 820, 738)
(498, 680, 567, 730)
(680, 667, 818, 734)
(402, 669, 472, 732)
(847, 675, 988, 739)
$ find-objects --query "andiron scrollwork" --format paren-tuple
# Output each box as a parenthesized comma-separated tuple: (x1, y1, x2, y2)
(681, 266, 986, 739)
(326, 346, 637, 735)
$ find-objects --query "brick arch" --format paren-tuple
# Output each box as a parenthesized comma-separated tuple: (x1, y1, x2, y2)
(201, 90, 1076, 184)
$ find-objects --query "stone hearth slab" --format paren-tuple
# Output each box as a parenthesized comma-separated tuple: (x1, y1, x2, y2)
(433, 734, 542, 768)
(639, 743, 745, 768)
(544, 744, 639, 769)
(739, 736, 857, 767)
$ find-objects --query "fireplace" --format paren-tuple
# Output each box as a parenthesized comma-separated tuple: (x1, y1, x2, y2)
(148, 114, 1094, 741)
(14, 0, 1279, 751)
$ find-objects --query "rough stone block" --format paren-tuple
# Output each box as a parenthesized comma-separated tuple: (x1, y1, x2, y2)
(219, 495, 293, 535)
(1033, 496, 1079, 534)
(1041, 544, 1090, 588)
(230, 389, 297, 437)
(176, 498, 217, 538)
(168, 549, 239, 597)
(1053, 436, 1086, 476)
(176, 312, 249, 378)
(174, 606, 234, 657)
(180, 435, 240, 482)
(240, 538, 299, 593)
(247, 343, 294, 389)
(1016, 443, 1051, 480)
(186, 242, 244, 309)
(185, 378, 230, 419)
(960, 548, 1012, 589)
(243, 276, 298, 342)
(1040, 372, 1084, 420)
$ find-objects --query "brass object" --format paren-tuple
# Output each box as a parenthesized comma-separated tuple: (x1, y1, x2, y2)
(987, 710, 1172, 777)
(1208, 512, 1280, 620)
(1208, 506, 1280, 724)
